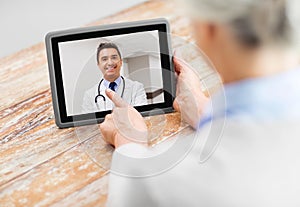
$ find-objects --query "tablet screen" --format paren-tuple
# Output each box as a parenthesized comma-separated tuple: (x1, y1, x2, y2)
(46, 19, 174, 128)
(59, 30, 164, 116)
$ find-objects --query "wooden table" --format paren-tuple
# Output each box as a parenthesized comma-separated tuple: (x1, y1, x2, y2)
(0, 1, 220, 206)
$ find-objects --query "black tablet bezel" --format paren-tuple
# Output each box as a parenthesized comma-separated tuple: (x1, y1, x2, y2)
(46, 19, 174, 128)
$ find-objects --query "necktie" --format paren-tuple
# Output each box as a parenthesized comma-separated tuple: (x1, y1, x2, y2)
(109, 82, 117, 91)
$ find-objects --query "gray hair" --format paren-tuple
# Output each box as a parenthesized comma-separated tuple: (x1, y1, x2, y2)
(184, 0, 300, 49)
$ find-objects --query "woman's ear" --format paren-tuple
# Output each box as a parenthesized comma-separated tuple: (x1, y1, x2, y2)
(192, 21, 218, 59)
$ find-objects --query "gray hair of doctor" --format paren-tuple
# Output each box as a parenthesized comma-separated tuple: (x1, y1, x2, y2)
(183, 0, 300, 50)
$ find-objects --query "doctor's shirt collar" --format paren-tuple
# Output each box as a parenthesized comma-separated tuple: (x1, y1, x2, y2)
(103, 76, 122, 90)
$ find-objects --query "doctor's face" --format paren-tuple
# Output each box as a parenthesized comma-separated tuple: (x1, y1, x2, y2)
(98, 48, 122, 82)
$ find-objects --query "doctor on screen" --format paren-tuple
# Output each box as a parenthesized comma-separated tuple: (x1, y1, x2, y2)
(82, 42, 147, 113)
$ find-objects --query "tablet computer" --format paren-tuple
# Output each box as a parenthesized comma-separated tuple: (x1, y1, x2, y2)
(45, 18, 175, 128)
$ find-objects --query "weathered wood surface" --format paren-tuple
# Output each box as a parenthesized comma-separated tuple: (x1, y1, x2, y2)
(0, 1, 220, 206)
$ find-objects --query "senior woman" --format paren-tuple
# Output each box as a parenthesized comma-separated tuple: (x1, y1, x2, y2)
(100, 0, 300, 206)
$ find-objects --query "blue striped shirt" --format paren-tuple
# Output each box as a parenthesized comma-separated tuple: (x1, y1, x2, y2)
(199, 68, 300, 128)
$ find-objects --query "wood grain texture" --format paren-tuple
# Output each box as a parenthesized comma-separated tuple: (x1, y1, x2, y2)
(0, 1, 221, 206)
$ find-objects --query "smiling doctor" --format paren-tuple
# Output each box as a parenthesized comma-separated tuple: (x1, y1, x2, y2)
(82, 42, 147, 113)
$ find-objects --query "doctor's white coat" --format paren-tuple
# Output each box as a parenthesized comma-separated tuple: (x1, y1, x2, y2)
(81, 77, 147, 113)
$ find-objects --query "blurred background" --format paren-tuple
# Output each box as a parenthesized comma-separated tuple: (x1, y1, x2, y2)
(0, 0, 147, 58)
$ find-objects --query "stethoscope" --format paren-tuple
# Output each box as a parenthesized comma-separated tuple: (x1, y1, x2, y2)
(94, 76, 125, 110)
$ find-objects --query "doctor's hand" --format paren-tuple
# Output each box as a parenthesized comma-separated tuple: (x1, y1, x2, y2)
(99, 89, 148, 148)
(173, 55, 210, 129)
